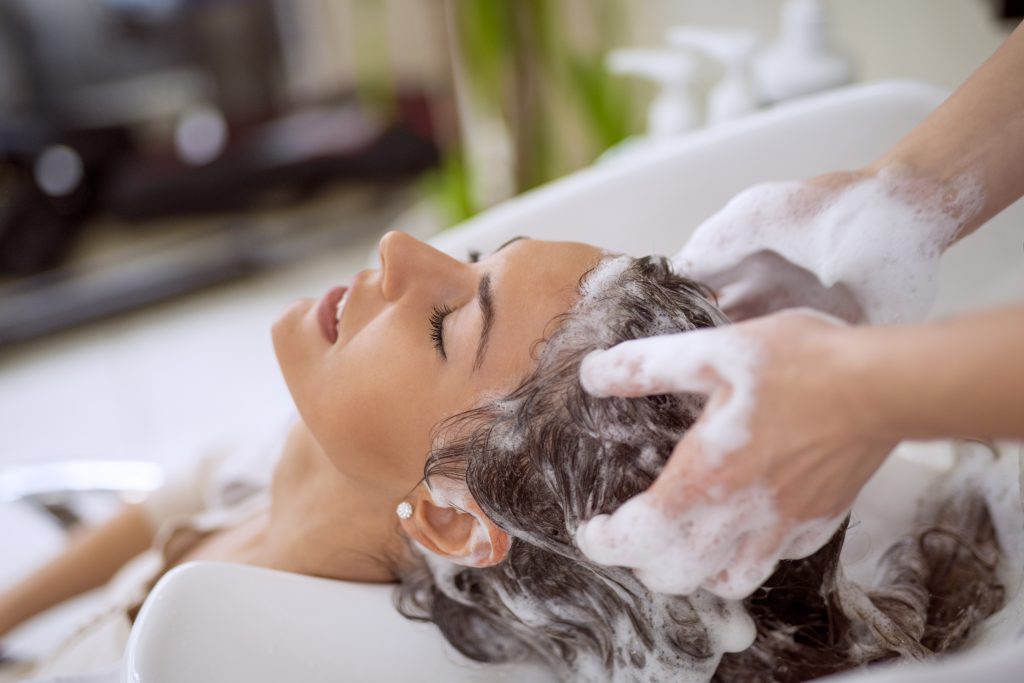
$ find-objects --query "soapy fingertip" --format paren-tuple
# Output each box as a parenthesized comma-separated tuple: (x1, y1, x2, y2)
(579, 350, 612, 397)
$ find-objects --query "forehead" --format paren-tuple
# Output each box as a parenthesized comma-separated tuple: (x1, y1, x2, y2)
(491, 239, 604, 309)
(476, 239, 603, 381)
(494, 238, 603, 275)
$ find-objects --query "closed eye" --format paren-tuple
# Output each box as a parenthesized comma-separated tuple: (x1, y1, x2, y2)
(429, 304, 453, 360)
(436, 237, 522, 364)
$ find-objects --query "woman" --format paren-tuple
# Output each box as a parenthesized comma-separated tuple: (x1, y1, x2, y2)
(0, 231, 604, 678)
(0, 232, 1008, 682)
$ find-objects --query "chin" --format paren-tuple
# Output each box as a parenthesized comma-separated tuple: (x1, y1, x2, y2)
(272, 298, 315, 379)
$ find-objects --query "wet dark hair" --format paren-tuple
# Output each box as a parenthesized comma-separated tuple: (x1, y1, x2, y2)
(396, 255, 1005, 682)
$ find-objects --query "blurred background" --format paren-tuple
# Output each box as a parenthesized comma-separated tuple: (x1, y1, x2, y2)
(0, 0, 1020, 643)
(0, 0, 1019, 349)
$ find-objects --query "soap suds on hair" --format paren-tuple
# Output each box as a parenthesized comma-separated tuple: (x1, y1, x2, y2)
(674, 168, 985, 324)
(945, 441, 1024, 646)
(581, 254, 632, 299)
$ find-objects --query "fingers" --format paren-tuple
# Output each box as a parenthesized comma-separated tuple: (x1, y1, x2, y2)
(575, 494, 661, 566)
(700, 512, 847, 599)
(577, 474, 804, 600)
(673, 182, 787, 281)
(780, 513, 847, 560)
(701, 530, 784, 600)
(647, 429, 716, 512)
(583, 325, 762, 465)
(580, 328, 729, 398)
(575, 492, 709, 596)
(576, 481, 761, 598)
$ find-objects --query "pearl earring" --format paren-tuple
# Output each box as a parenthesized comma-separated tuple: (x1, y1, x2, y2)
(396, 501, 413, 520)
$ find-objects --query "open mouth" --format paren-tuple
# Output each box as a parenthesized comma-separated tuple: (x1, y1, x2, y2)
(317, 286, 349, 344)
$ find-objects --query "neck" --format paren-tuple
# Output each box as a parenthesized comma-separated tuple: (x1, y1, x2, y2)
(258, 421, 404, 582)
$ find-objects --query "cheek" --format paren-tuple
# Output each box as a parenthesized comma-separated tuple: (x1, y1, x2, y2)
(309, 338, 439, 483)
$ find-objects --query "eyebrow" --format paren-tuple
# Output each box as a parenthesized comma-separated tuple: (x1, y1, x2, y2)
(473, 274, 494, 372)
(495, 235, 526, 252)
(470, 236, 525, 371)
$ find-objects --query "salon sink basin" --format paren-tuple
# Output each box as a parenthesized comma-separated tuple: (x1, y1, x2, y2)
(124, 561, 557, 683)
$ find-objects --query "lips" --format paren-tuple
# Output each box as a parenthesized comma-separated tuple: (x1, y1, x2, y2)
(317, 286, 348, 344)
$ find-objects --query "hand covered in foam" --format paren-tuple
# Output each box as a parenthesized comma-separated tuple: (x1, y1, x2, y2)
(575, 309, 897, 600)
(674, 167, 982, 324)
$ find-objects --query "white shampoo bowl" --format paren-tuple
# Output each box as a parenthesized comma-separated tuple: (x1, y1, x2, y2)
(123, 562, 555, 683)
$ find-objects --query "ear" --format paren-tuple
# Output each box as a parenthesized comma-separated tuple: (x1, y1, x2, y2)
(399, 481, 510, 568)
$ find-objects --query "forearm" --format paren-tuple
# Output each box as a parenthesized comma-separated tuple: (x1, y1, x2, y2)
(871, 23, 1024, 239)
(0, 504, 155, 637)
(850, 306, 1024, 441)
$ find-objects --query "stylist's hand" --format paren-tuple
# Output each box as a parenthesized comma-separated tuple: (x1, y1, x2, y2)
(575, 309, 896, 600)
(675, 167, 967, 325)
(675, 171, 869, 322)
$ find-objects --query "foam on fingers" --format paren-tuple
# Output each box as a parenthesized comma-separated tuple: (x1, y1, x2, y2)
(577, 479, 846, 601)
(676, 168, 984, 325)
(581, 326, 762, 465)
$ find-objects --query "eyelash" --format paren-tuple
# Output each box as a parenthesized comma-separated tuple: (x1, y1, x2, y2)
(429, 304, 454, 359)
(428, 252, 479, 359)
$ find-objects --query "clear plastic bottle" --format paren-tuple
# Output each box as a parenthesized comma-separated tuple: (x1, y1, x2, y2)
(752, 0, 854, 104)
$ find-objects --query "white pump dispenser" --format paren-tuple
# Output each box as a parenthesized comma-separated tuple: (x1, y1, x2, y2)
(669, 27, 759, 126)
(752, 0, 853, 104)
(606, 48, 700, 139)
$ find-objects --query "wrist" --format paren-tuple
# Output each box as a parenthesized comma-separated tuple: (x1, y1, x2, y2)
(868, 138, 961, 186)
(867, 155, 986, 246)
(832, 324, 904, 443)
(839, 320, 961, 443)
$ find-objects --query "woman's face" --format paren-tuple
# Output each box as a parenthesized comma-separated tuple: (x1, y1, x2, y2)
(273, 231, 603, 496)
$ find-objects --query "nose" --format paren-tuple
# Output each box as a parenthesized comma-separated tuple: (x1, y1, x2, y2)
(378, 231, 466, 301)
